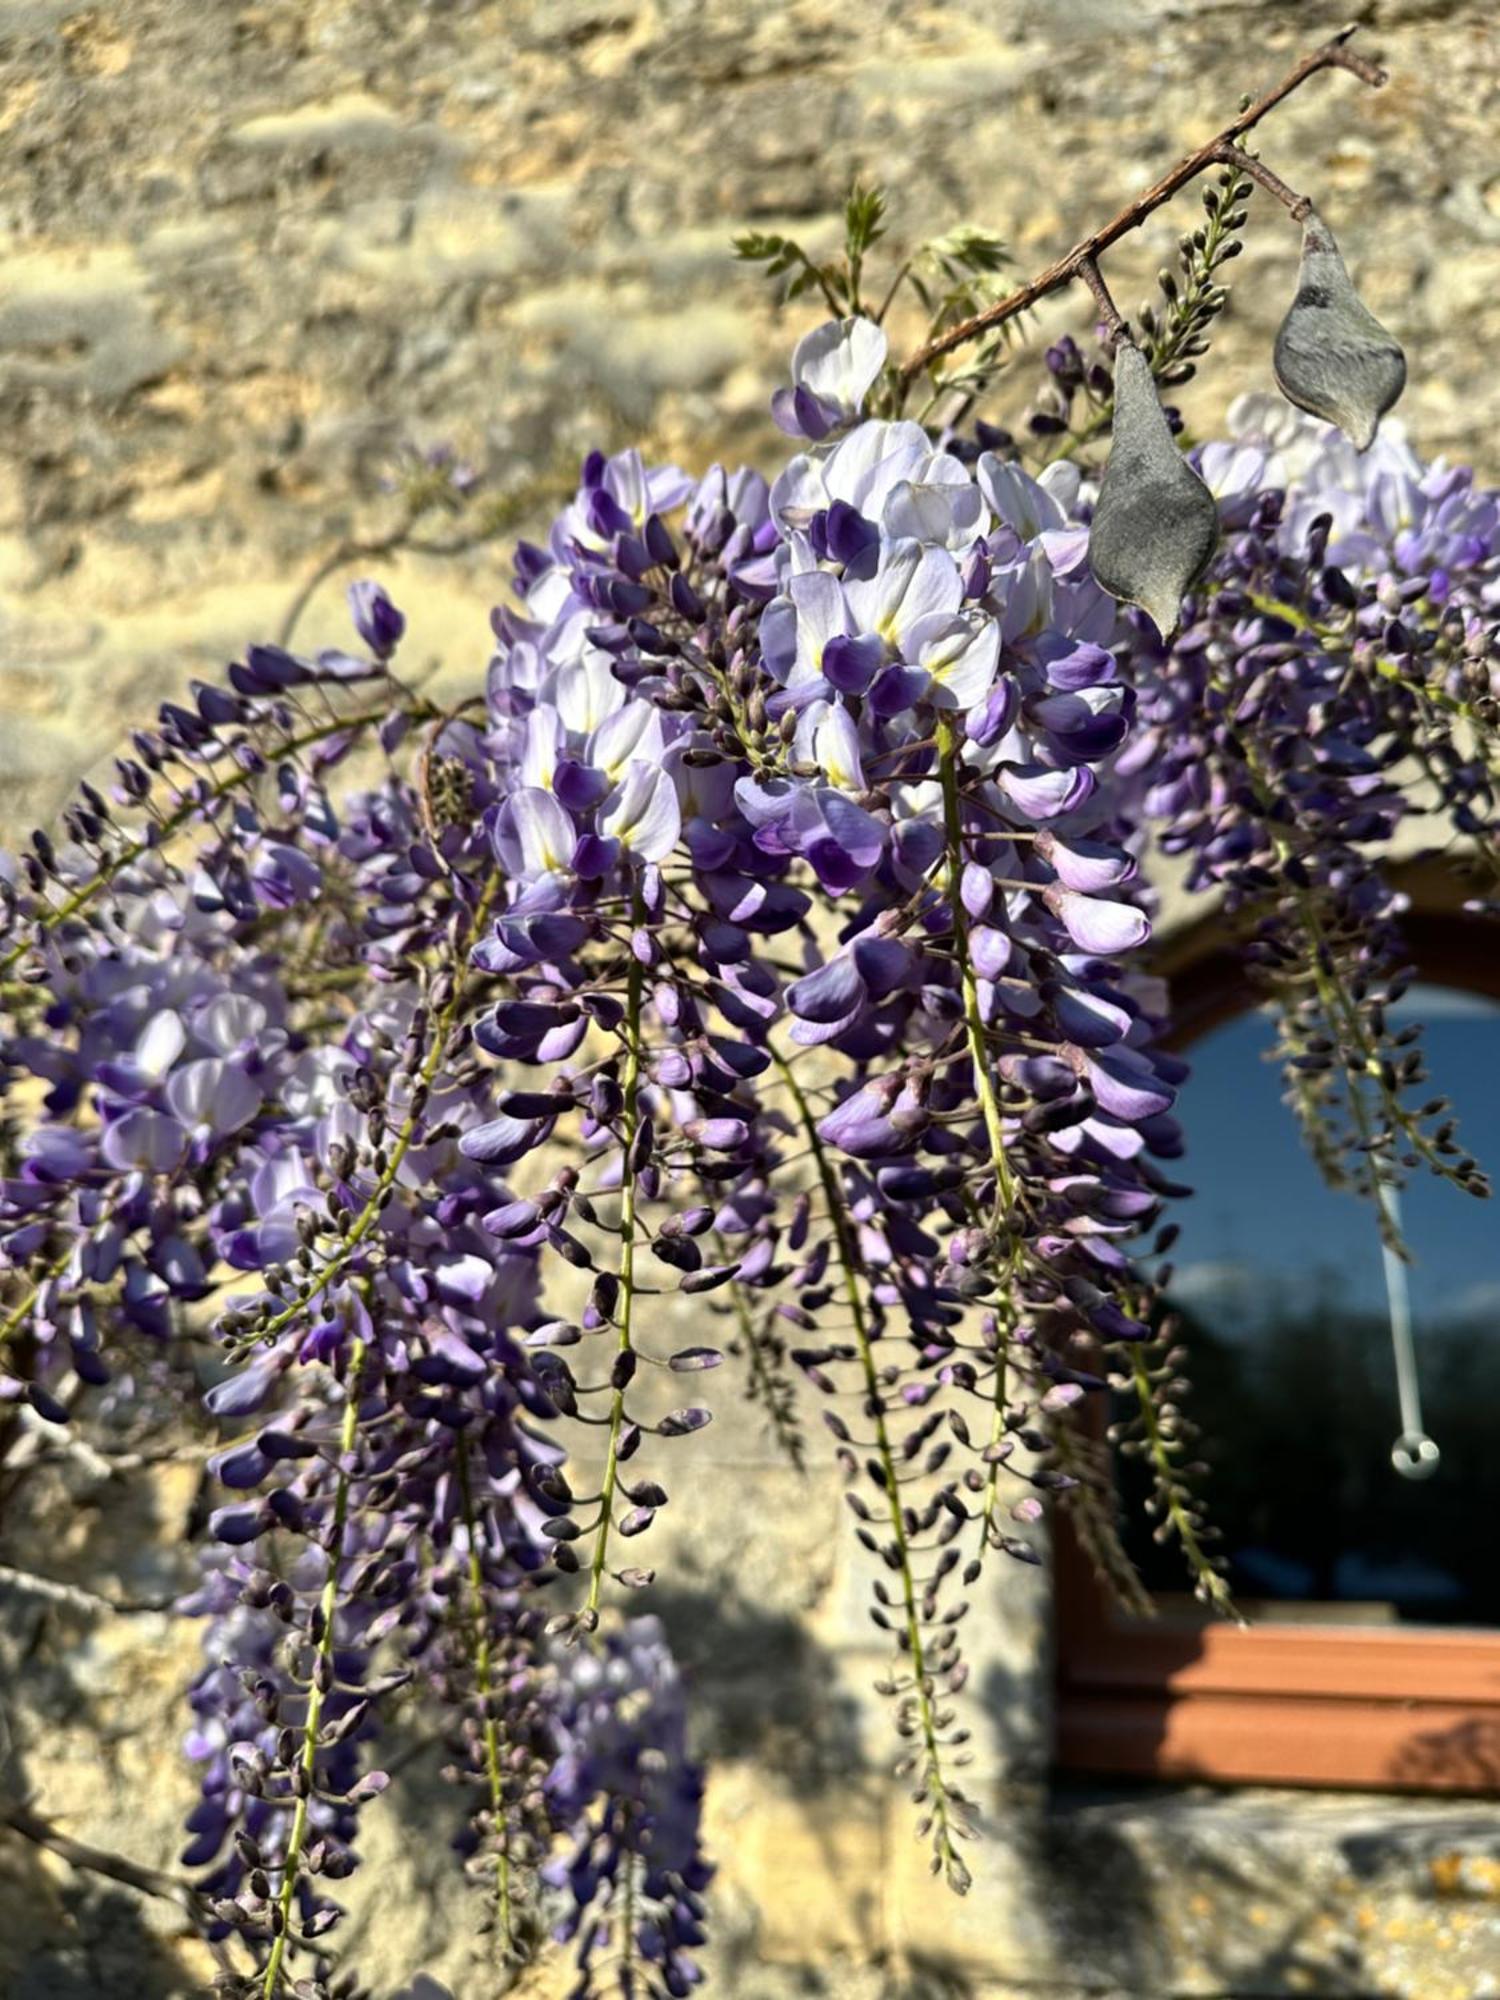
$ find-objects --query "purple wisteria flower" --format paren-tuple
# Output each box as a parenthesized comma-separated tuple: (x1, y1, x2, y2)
(772, 315, 890, 441)
(1, 243, 1493, 1999)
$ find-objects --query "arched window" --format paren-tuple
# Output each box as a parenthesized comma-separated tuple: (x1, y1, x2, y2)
(1055, 871, 1500, 1793)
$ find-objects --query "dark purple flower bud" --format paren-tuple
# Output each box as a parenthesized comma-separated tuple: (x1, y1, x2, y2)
(460, 1115, 544, 1165)
(869, 664, 931, 717)
(825, 501, 879, 567)
(964, 678, 1017, 747)
(669, 573, 706, 623)
(208, 1443, 271, 1490)
(644, 513, 680, 569)
(786, 955, 864, 1025)
(658, 1407, 713, 1436)
(210, 1503, 273, 1545)
(684, 1120, 748, 1152)
(346, 580, 406, 664)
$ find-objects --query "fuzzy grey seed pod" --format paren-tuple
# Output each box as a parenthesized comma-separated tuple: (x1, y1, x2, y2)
(1088, 339, 1219, 639)
(1273, 208, 1406, 451)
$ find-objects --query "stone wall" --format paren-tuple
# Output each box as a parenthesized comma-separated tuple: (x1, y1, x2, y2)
(4, 2, 1500, 1997)
(3, 0, 1500, 835)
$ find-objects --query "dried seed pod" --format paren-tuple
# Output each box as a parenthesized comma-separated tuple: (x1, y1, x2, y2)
(1273, 207, 1406, 451)
(1088, 338, 1219, 639)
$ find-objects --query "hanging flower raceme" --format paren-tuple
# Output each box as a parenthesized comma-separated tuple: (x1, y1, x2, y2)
(2, 64, 1496, 1985)
(1121, 398, 1497, 1228)
(451, 353, 1194, 1892)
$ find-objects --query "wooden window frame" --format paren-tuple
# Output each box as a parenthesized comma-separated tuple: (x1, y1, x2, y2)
(1054, 872, 1500, 1794)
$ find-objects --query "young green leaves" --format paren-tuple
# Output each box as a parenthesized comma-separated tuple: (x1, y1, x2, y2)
(1273, 208, 1406, 451)
(1088, 339, 1219, 639)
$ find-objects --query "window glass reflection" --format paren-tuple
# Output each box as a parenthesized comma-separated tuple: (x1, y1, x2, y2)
(1116, 982, 1500, 1627)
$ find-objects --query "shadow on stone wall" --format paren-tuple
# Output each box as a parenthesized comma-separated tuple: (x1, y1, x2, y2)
(0, 1458, 210, 1999)
(0, 1871, 205, 2000)
(650, 1577, 867, 1790)
(1002, 1775, 1500, 1999)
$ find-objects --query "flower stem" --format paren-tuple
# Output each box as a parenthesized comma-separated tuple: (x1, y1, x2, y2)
(2, 699, 434, 977)
(261, 1338, 366, 1999)
(772, 1048, 969, 1890)
(1238, 736, 1464, 1219)
(455, 1444, 515, 1952)
(254, 869, 503, 1348)
(0, 1242, 76, 1359)
(723, 1260, 804, 1470)
(620, 1824, 637, 1990)
(585, 926, 646, 1619)
(935, 714, 1019, 1561)
(934, 717, 1015, 1223)
(1047, 1419, 1156, 1620)
(1127, 1347, 1237, 1620)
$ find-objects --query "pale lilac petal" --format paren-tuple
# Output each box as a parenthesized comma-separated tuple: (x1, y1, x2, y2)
(167, 1058, 262, 1137)
(792, 316, 888, 413)
(970, 926, 1012, 979)
(589, 700, 663, 782)
(977, 454, 1068, 539)
(883, 478, 984, 549)
(432, 1257, 494, 1309)
(843, 543, 915, 636)
(494, 787, 578, 879)
(815, 704, 866, 791)
(996, 763, 1096, 820)
(1045, 886, 1151, 955)
(101, 1107, 188, 1174)
(821, 420, 930, 514)
(554, 654, 627, 736)
(960, 863, 993, 920)
(761, 595, 798, 683)
(788, 570, 853, 688)
(600, 764, 682, 864)
(1036, 831, 1138, 894)
(996, 549, 1054, 642)
(1038, 525, 1092, 575)
(195, 994, 269, 1053)
(918, 616, 999, 711)
(769, 451, 827, 529)
(519, 707, 564, 787)
(895, 545, 965, 649)
(1084, 1050, 1176, 1120)
(135, 1009, 185, 1080)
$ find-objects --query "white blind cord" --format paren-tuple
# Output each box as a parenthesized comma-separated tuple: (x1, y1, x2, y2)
(1374, 1173, 1441, 1481)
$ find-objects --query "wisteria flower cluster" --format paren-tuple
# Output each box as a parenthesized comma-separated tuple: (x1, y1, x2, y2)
(1, 28, 1495, 1998)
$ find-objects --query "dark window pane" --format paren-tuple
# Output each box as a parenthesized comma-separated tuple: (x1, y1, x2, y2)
(1116, 984, 1500, 1627)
